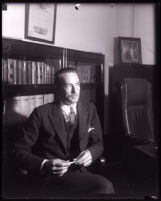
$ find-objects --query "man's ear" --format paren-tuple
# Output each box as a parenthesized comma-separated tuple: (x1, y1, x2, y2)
(54, 86, 59, 97)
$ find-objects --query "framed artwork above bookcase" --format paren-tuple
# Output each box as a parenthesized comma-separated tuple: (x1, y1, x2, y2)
(2, 37, 104, 128)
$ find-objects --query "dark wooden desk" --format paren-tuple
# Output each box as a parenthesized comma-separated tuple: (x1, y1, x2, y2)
(126, 143, 159, 198)
(133, 144, 158, 159)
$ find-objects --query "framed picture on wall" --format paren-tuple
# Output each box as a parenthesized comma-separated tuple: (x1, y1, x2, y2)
(118, 37, 142, 64)
(25, 3, 56, 44)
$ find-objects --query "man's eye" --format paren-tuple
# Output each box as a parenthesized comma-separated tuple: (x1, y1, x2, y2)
(74, 83, 80, 87)
(64, 83, 80, 88)
(65, 84, 72, 88)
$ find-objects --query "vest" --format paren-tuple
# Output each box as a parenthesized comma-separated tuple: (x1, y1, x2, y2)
(64, 115, 80, 161)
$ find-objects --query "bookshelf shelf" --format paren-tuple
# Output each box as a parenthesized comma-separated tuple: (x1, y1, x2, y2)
(2, 84, 56, 98)
(2, 83, 103, 98)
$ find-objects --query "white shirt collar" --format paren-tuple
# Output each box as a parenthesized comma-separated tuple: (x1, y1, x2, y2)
(60, 101, 77, 116)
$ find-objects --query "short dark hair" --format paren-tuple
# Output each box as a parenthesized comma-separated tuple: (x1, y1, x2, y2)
(54, 67, 77, 88)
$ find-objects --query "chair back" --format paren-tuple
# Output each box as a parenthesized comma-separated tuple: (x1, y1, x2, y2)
(121, 78, 154, 143)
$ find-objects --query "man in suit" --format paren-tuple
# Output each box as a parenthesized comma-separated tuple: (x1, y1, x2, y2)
(12, 68, 115, 196)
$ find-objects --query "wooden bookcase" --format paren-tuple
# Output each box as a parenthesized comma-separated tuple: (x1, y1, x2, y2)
(2, 38, 104, 128)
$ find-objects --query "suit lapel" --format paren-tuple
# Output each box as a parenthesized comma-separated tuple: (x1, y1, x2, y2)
(48, 104, 67, 151)
(48, 102, 89, 152)
(77, 102, 88, 150)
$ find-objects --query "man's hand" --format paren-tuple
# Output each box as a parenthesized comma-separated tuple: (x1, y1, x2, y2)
(75, 150, 92, 167)
(41, 159, 71, 176)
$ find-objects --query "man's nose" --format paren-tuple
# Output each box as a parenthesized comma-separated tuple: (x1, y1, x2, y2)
(71, 85, 76, 93)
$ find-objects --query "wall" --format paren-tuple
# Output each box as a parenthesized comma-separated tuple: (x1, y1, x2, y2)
(2, 3, 156, 133)
(134, 4, 156, 64)
(115, 3, 155, 64)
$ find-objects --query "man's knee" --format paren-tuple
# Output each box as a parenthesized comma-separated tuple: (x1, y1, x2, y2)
(104, 180, 115, 194)
(96, 177, 115, 194)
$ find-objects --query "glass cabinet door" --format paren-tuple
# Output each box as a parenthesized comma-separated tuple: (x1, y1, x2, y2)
(68, 60, 103, 84)
(67, 54, 104, 128)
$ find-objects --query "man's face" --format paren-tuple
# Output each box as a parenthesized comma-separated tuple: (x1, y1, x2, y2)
(58, 72, 80, 105)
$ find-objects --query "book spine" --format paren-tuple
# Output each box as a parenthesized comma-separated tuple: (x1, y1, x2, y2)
(20, 96, 30, 117)
(43, 94, 49, 104)
(48, 93, 54, 102)
(2, 58, 8, 83)
(16, 60, 19, 85)
(49, 66, 52, 84)
(51, 67, 55, 84)
(7, 58, 14, 85)
(27, 60, 32, 84)
(44, 93, 54, 104)
(31, 61, 36, 84)
(22, 60, 27, 84)
(17, 60, 23, 84)
(28, 95, 36, 115)
(37, 61, 41, 84)
(54, 59, 60, 72)
(41, 62, 45, 84)
(40, 62, 43, 84)
(59, 59, 62, 69)
(13, 59, 17, 85)
(44, 63, 47, 84)
(46, 64, 50, 84)
(35, 94, 44, 107)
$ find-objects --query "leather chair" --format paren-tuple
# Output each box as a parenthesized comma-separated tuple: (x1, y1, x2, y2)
(120, 78, 154, 143)
(119, 78, 158, 189)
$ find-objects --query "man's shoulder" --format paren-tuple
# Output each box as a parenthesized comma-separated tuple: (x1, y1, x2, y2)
(35, 101, 96, 113)
(35, 102, 57, 113)
(78, 100, 96, 111)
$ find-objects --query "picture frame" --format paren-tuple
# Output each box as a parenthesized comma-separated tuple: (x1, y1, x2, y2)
(118, 37, 142, 64)
(25, 3, 56, 44)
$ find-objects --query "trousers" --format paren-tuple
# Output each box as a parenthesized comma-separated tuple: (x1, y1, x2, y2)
(42, 170, 115, 196)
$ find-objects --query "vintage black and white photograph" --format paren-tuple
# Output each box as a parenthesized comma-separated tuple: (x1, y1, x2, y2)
(2, 2, 160, 200)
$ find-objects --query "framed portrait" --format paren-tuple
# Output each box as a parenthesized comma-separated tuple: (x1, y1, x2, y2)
(25, 3, 56, 44)
(118, 37, 142, 64)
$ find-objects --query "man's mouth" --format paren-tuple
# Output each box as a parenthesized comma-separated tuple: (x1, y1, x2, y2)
(71, 96, 78, 98)
(70, 95, 79, 99)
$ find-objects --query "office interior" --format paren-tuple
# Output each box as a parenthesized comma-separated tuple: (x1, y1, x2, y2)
(2, 3, 160, 199)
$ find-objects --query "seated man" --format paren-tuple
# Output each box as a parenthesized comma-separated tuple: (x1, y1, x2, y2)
(12, 68, 115, 196)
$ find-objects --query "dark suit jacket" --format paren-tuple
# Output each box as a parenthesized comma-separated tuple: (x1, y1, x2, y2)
(12, 101, 104, 172)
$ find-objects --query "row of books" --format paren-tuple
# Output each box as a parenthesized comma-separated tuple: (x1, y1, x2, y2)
(2, 58, 60, 85)
(3, 93, 54, 126)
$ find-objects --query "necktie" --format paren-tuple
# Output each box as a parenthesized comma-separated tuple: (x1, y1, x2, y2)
(69, 107, 76, 125)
